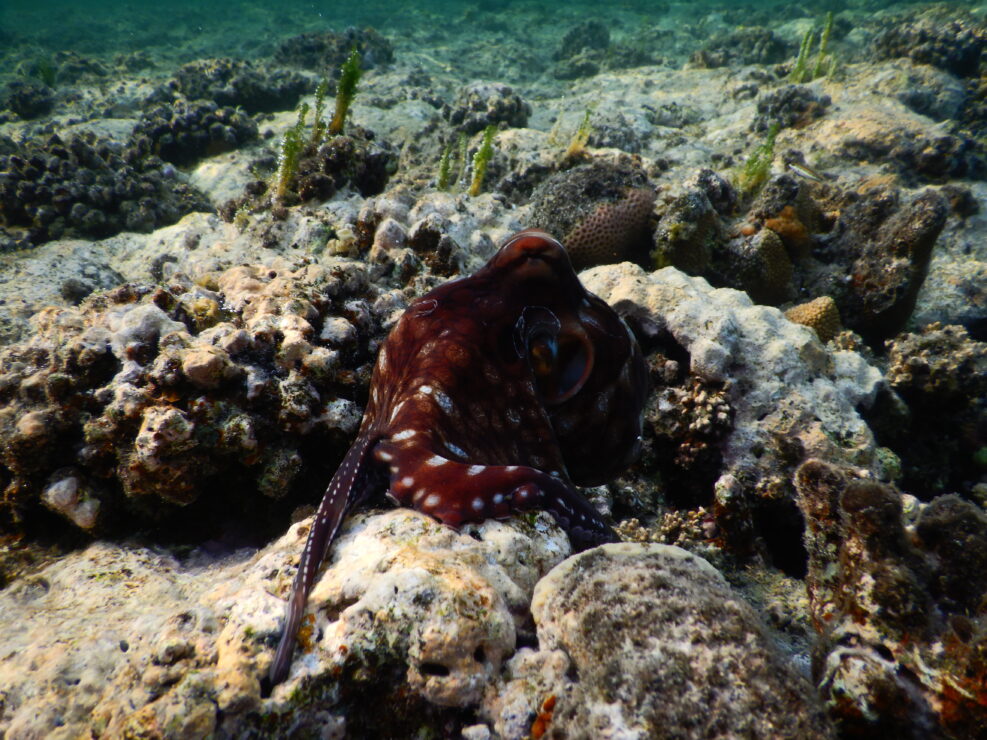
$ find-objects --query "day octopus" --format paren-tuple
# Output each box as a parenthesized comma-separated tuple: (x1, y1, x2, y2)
(270, 229, 648, 685)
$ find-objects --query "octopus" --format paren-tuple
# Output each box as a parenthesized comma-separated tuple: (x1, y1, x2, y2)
(269, 229, 648, 685)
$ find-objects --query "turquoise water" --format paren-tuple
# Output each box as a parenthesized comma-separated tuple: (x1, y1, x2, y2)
(0, 0, 955, 61)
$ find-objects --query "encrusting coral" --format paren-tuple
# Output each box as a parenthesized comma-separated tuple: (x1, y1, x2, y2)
(130, 99, 258, 167)
(445, 81, 531, 135)
(158, 57, 309, 115)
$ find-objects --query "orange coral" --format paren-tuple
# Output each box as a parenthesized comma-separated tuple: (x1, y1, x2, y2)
(785, 296, 842, 342)
(764, 204, 811, 257)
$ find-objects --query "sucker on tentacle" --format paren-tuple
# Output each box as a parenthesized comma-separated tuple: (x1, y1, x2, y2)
(269, 229, 648, 686)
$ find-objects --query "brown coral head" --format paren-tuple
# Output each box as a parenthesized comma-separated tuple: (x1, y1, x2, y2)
(564, 187, 656, 270)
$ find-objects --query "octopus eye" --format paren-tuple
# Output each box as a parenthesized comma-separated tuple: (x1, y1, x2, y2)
(514, 306, 593, 403)
(532, 329, 593, 404)
(529, 337, 557, 378)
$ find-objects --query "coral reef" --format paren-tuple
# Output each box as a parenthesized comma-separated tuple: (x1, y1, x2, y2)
(819, 186, 949, 345)
(753, 84, 831, 132)
(815, 108, 985, 183)
(528, 159, 655, 270)
(273, 27, 394, 71)
(0, 258, 397, 538)
(690, 27, 787, 69)
(160, 58, 310, 115)
(796, 459, 987, 739)
(0, 79, 54, 120)
(554, 20, 610, 62)
(219, 92, 395, 215)
(871, 11, 986, 78)
(129, 100, 258, 166)
(45, 50, 110, 84)
(878, 323, 987, 497)
(713, 226, 794, 306)
(295, 132, 394, 201)
(0, 132, 210, 249)
(445, 81, 531, 135)
(652, 186, 720, 273)
(549, 20, 659, 79)
(638, 374, 733, 509)
(874, 60, 967, 122)
(0, 508, 571, 737)
(688, 167, 737, 217)
(264, 510, 565, 728)
(2, 1, 987, 735)
(550, 20, 611, 80)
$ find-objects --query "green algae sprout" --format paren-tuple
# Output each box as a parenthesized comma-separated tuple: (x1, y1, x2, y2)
(790, 12, 835, 83)
(813, 12, 835, 79)
(468, 125, 497, 197)
(456, 132, 469, 184)
(437, 131, 469, 191)
(274, 102, 309, 201)
(736, 122, 779, 198)
(328, 48, 362, 136)
(437, 140, 454, 191)
(564, 108, 594, 161)
(35, 57, 57, 88)
(311, 76, 330, 145)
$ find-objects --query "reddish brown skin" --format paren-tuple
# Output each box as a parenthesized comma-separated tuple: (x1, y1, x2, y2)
(269, 230, 648, 686)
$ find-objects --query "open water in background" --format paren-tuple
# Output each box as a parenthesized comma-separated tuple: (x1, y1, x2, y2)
(0, 0, 956, 61)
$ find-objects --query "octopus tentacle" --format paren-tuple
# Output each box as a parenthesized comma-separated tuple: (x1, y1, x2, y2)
(269, 433, 377, 686)
(378, 441, 618, 547)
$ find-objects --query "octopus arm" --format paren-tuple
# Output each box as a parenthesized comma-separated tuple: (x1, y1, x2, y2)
(377, 441, 619, 550)
(269, 433, 377, 686)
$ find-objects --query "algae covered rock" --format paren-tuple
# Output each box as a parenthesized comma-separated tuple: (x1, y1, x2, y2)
(830, 187, 949, 344)
(129, 99, 258, 167)
(517, 544, 835, 738)
(690, 27, 788, 69)
(273, 27, 395, 71)
(880, 323, 987, 496)
(0, 79, 54, 120)
(871, 10, 986, 78)
(796, 459, 987, 739)
(653, 186, 720, 275)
